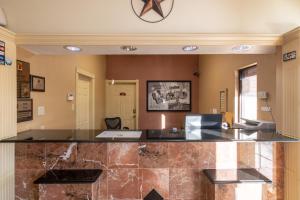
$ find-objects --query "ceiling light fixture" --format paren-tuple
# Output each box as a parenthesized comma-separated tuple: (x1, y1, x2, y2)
(232, 45, 252, 52)
(121, 46, 137, 52)
(182, 45, 199, 52)
(63, 45, 81, 52)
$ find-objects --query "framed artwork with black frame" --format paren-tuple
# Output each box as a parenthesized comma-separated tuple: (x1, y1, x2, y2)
(17, 60, 31, 98)
(147, 80, 192, 112)
(31, 75, 45, 92)
(17, 98, 33, 123)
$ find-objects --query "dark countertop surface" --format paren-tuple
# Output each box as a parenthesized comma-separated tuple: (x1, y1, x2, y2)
(203, 168, 272, 184)
(34, 169, 102, 184)
(0, 129, 298, 143)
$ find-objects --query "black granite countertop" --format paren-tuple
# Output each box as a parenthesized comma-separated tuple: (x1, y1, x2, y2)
(34, 169, 102, 184)
(0, 129, 298, 143)
(203, 168, 272, 184)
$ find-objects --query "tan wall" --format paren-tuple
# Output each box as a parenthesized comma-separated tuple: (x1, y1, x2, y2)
(198, 53, 278, 122)
(17, 48, 106, 132)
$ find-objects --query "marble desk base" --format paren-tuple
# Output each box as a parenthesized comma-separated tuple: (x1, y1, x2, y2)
(38, 180, 100, 200)
(15, 142, 284, 200)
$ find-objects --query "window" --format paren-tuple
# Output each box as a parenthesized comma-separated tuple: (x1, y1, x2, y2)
(239, 66, 257, 120)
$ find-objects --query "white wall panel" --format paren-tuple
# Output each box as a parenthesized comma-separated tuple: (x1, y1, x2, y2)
(0, 27, 16, 200)
(282, 32, 300, 200)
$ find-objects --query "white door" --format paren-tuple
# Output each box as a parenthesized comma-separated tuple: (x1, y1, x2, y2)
(106, 81, 137, 129)
(76, 74, 91, 129)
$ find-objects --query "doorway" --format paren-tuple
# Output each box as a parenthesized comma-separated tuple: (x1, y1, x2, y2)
(76, 68, 95, 129)
(105, 80, 139, 129)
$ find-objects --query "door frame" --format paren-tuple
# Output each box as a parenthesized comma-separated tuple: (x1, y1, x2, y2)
(105, 80, 139, 129)
(76, 68, 95, 129)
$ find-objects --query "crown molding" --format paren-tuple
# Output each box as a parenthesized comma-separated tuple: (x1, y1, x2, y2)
(15, 33, 282, 46)
(0, 26, 16, 41)
(282, 27, 300, 44)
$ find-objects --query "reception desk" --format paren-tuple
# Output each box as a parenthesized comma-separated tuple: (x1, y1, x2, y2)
(0, 129, 297, 199)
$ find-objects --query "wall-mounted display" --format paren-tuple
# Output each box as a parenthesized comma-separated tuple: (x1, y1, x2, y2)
(31, 75, 45, 92)
(220, 89, 228, 113)
(0, 40, 5, 65)
(17, 60, 30, 98)
(147, 81, 191, 111)
(17, 98, 33, 123)
(283, 51, 296, 62)
(20, 82, 30, 98)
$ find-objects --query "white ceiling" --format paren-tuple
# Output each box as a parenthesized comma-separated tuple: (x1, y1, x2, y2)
(1, 0, 300, 35)
(20, 44, 276, 55)
(3, 0, 298, 55)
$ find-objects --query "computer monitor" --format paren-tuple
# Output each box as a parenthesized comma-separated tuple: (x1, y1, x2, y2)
(185, 114, 222, 130)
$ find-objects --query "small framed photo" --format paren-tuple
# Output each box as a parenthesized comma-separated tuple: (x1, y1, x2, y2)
(31, 75, 45, 92)
(19, 82, 30, 98)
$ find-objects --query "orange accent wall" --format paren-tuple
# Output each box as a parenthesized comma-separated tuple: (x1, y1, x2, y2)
(106, 55, 199, 130)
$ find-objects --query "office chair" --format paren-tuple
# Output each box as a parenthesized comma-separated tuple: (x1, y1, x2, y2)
(104, 117, 129, 130)
(105, 117, 122, 129)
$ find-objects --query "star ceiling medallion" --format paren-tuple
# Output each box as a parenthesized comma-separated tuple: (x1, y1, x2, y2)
(131, 0, 174, 23)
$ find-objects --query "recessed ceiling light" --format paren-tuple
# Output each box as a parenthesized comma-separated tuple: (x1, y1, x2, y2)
(63, 45, 81, 52)
(182, 45, 199, 52)
(121, 46, 137, 52)
(232, 45, 252, 52)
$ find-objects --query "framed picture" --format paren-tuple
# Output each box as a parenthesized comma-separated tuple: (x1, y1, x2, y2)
(17, 60, 31, 98)
(31, 75, 45, 92)
(17, 98, 33, 123)
(147, 81, 191, 111)
(220, 88, 228, 113)
(19, 82, 31, 98)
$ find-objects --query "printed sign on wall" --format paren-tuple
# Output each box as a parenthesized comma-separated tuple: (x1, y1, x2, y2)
(283, 51, 296, 62)
(0, 40, 5, 65)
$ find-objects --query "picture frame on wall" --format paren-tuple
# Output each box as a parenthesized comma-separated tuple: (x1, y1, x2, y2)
(220, 88, 228, 113)
(147, 80, 191, 112)
(17, 60, 31, 98)
(20, 82, 31, 98)
(17, 98, 33, 123)
(31, 75, 45, 92)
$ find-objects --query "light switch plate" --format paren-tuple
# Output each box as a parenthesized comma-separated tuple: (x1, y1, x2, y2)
(37, 106, 45, 116)
(212, 108, 218, 114)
